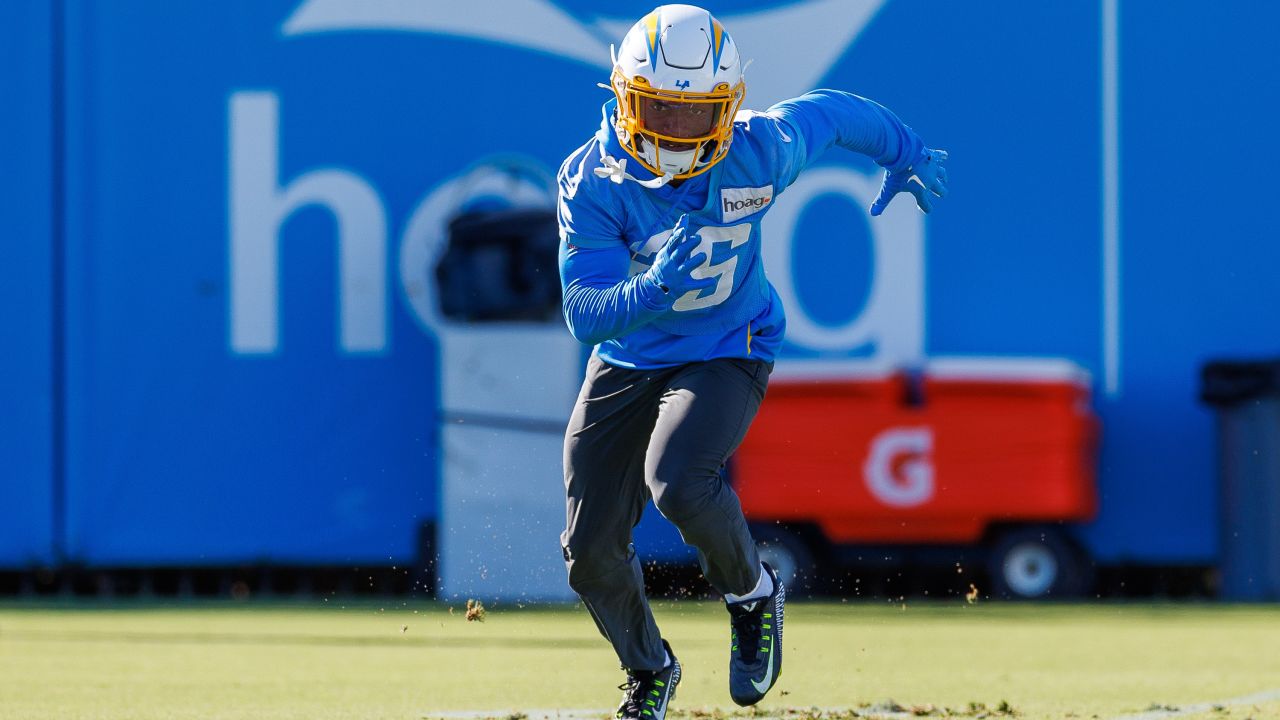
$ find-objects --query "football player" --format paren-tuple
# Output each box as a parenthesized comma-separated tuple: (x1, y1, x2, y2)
(557, 5, 947, 717)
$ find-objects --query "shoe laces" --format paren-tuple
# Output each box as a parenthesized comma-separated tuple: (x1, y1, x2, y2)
(728, 600, 765, 664)
(616, 668, 661, 718)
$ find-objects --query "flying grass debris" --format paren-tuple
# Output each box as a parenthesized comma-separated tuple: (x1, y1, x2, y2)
(465, 599, 487, 622)
(964, 701, 1018, 717)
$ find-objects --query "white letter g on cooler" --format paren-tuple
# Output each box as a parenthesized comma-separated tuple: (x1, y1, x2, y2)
(864, 427, 934, 508)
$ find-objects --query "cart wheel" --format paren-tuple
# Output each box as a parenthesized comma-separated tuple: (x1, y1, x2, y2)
(752, 524, 820, 595)
(987, 527, 1090, 599)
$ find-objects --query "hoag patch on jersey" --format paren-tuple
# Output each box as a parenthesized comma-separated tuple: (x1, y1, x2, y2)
(720, 185, 773, 223)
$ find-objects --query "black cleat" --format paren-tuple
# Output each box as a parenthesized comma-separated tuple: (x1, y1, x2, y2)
(725, 562, 785, 706)
(615, 640, 681, 720)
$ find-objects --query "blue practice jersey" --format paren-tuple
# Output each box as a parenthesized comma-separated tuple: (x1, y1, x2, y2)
(557, 89, 925, 369)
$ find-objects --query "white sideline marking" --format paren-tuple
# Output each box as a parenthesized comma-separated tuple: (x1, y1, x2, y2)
(426, 707, 917, 720)
(427, 711, 610, 720)
(1111, 687, 1280, 720)
(427, 690, 1280, 720)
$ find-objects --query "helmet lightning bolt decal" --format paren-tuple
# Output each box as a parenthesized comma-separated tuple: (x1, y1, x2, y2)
(710, 14, 725, 74)
(643, 9, 661, 71)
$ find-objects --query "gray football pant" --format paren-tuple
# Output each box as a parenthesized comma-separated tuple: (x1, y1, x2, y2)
(561, 354, 770, 672)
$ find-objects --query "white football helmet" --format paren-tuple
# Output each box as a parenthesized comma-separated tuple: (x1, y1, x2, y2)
(610, 4, 745, 180)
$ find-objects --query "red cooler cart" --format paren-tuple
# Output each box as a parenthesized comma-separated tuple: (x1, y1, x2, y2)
(732, 358, 1099, 599)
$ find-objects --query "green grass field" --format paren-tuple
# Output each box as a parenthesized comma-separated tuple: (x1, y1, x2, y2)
(2, 599, 1279, 720)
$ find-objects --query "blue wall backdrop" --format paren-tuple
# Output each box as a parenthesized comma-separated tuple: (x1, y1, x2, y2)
(0, 1, 56, 566)
(1081, 0, 1280, 564)
(58, 0, 440, 565)
(3, 0, 1278, 570)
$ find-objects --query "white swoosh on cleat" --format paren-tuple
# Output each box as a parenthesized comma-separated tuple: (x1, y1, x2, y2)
(750, 635, 775, 695)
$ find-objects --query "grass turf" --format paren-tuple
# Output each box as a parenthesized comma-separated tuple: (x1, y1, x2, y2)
(2, 599, 1279, 719)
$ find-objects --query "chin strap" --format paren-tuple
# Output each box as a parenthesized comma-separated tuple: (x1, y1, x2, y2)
(594, 148, 674, 189)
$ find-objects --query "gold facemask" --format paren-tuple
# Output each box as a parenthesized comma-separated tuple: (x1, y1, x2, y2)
(610, 68, 745, 180)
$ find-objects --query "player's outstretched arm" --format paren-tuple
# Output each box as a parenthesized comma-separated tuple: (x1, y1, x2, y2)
(560, 243, 668, 346)
(763, 90, 948, 215)
(558, 216, 713, 346)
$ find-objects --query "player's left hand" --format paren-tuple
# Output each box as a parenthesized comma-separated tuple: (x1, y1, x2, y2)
(869, 148, 949, 216)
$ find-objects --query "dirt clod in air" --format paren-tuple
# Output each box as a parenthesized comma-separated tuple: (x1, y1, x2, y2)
(966, 584, 980, 604)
